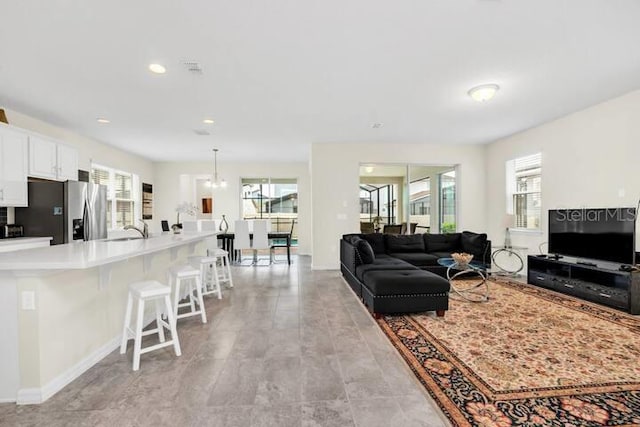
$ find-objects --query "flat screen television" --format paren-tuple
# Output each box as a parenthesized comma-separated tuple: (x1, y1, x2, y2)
(548, 208, 636, 264)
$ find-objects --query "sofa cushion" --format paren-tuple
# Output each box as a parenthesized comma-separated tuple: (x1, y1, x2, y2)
(461, 231, 488, 258)
(430, 251, 455, 260)
(363, 270, 450, 296)
(355, 257, 415, 281)
(385, 234, 425, 253)
(361, 233, 386, 254)
(388, 252, 439, 267)
(355, 239, 375, 264)
(424, 233, 461, 253)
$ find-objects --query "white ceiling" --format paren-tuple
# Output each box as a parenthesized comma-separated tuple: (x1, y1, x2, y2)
(1, 0, 640, 162)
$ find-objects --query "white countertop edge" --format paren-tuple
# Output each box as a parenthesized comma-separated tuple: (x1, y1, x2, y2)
(0, 232, 216, 271)
(0, 237, 53, 247)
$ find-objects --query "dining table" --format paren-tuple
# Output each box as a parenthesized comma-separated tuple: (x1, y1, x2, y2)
(217, 231, 292, 265)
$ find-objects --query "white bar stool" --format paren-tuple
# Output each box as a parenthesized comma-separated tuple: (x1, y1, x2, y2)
(189, 255, 222, 299)
(120, 280, 182, 371)
(207, 247, 234, 290)
(168, 265, 207, 324)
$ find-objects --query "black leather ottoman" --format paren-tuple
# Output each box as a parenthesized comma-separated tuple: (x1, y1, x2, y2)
(361, 269, 450, 317)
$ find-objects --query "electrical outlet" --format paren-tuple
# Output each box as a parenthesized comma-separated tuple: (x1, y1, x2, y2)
(21, 291, 36, 310)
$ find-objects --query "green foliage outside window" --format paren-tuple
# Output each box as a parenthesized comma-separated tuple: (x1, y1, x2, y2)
(441, 222, 456, 233)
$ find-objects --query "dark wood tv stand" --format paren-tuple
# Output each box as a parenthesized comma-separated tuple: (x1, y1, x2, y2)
(527, 256, 640, 314)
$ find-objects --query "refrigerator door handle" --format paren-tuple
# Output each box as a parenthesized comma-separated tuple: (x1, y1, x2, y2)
(83, 200, 90, 241)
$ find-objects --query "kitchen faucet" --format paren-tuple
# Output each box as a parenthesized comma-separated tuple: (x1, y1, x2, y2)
(124, 219, 149, 239)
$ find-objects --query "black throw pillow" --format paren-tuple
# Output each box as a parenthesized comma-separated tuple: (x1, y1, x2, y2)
(361, 233, 386, 254)
(461, 231, 488, 258)
(355, 239, 376, 264)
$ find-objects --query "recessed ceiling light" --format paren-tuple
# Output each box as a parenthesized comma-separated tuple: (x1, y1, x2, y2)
(96, 118, 110, 124)
(468, 84, 499, 102)
(148, 63, 166, 74)
(203, 119, 215, 124)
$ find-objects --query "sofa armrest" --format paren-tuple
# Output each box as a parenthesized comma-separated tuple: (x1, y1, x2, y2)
(340, 239, 358, 273)
(483, 240, 492, 268)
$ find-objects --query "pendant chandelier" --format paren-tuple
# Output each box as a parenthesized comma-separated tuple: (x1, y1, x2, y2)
(210, 148, 227, 189)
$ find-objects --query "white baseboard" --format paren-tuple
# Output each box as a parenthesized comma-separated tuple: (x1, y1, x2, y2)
(0, 397, 18, 403)
(17, 336, 121, 405)
(16, 314, 162, 405)
(16, 388, 43, 405)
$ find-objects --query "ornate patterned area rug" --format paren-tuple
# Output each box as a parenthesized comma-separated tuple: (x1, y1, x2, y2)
(377, 279, 640, 426)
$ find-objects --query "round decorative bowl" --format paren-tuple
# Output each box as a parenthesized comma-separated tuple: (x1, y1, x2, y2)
(451, 252, 474, 267)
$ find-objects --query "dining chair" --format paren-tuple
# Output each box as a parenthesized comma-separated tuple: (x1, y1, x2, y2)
(252, 219, 271, 265)
(360, 222, 374, 234)
(400, 222, 419, 234)
(182, 220, 199, 233)
(199, 219, 219, 248)
(383, 224, 402, 234)
(271, 219, 294, 263)
(234, 220, 252, 265)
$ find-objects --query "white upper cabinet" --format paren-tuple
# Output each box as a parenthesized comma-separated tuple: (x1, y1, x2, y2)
(28, 135, 58, 180)
(0, 126, 29, 207)
(28, 135, 78, 181)
(56, 143, 79, 181)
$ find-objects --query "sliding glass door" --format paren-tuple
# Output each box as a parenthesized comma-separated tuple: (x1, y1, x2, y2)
(439, 170, 456, 233)
(241, 178, 298, 241)
(360, 164, 457, 234)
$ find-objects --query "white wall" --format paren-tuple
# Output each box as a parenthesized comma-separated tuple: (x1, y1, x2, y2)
(153, 161, 312, 254)
(486, 89, 640, 261)
(311, 143, 487, 269)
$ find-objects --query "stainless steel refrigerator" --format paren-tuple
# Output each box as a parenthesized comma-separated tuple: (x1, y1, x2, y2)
(15, 181, 108, 245)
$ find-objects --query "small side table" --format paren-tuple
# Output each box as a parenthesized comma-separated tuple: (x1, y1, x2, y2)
(491, 246, 527, 276)
(437, 258, 489, 303)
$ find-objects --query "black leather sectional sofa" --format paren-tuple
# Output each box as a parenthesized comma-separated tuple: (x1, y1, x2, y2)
(340, 231, 490, 317)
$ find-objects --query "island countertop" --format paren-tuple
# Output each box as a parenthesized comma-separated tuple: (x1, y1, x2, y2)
(0, 237, 53, 253)
(0, 232, 216, 270)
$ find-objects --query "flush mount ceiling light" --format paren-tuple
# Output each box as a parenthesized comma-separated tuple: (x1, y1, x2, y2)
(468, 84, 499, 102)
(96, 118, 110, 124)
(208, 148, 227, 189)
(148, 63, 166, 74)
(202, 119, 215, 124)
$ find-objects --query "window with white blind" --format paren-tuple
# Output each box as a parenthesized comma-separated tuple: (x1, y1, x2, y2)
(506, 153, 542, 230)
(91, 164, 140, 229)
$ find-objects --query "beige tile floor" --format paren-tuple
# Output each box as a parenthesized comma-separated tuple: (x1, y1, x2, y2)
(0, 256, 448, 427)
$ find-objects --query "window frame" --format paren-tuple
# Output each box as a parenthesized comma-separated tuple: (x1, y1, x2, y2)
(506, 153, 542, 231)
(91, 163, 141, 230)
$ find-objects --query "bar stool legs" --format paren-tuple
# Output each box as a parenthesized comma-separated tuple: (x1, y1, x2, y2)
(189, 256, 223, 300)
(169, 265, 207, 324)
(120, 281, 181, 371)
(207, 248, 234, 289)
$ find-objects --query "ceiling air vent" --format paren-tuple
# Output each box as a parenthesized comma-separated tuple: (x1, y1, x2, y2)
(183, 60, 203, 74)
(193, 129, 210, 136)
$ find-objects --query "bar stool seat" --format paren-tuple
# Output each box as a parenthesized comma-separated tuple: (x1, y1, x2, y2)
(120, 280, 181, 371)
(189, 256, 222, 299)
(169, 265, 207, 324)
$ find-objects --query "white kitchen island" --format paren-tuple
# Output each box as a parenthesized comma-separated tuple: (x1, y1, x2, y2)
(0, 231, 216, 404)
